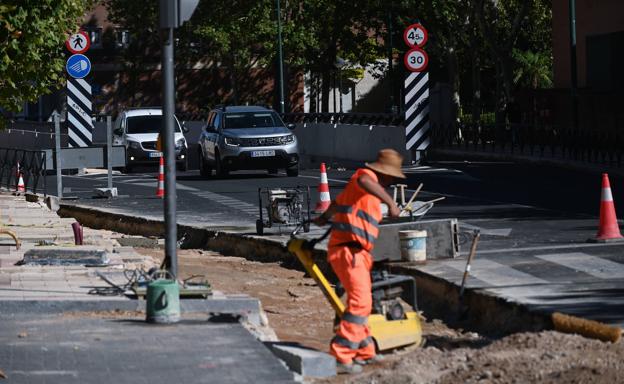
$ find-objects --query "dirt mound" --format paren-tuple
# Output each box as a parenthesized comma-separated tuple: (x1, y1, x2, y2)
(351, 331, 623, 384)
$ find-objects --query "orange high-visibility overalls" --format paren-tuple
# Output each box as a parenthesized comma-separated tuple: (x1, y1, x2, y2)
(327, 168, 381, 364)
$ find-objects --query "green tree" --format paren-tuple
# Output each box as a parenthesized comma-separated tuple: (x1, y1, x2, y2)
(513, 49, 552, 89)
(475, 0, 551, 126)
(0, 0, 89, 125)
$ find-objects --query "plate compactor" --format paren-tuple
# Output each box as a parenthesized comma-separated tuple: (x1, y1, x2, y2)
(288, 225, 423, 352)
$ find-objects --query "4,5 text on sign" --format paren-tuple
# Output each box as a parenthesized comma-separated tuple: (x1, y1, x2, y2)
(403, 23, 428, 48)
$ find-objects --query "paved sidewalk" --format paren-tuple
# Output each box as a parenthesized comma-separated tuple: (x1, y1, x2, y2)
(0, 193, 296, 383)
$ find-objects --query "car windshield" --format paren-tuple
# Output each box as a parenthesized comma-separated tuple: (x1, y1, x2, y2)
(223, 112, 284, 129)
(126, 115, 181, 134)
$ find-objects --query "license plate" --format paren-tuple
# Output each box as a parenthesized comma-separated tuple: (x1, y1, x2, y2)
(149, 152, 163, 158)
(251, 150, 275, 157)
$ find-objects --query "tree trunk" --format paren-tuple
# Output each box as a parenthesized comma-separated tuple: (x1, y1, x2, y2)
(228, 54, 239, 105)
(309, 73, 317, 113)
(471, 49, 481, 125)
(447, 47, 461, 124)
(321, 70, 330, 112)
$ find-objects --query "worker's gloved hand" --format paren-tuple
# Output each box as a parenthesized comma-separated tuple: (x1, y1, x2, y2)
(388, 204, 401, 218)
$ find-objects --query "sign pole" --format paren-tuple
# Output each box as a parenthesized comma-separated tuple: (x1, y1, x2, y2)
(162, 26, 178, 279)
(402, 23, 430, 165)
(54, 114, 63, 199)
(106, 116, 113, 190)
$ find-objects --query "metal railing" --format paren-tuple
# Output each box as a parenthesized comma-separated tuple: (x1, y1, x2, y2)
(0, 148, 47, 195)
(431, 122, 624, 167)
(282, 113, 403, 126)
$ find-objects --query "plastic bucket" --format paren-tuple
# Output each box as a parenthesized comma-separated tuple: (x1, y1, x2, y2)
(399, 230, 427, 262)
(146, 279, 180, 324)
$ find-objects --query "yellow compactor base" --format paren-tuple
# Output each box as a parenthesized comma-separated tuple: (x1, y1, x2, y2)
(288, 238, 423, 351)
(369, 311, 423, 351)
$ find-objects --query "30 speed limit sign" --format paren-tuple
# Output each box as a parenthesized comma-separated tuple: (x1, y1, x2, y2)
(404, 48, 428, 72)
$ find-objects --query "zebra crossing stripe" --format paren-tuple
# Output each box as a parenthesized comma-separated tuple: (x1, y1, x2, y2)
(535, 253, 624, 279)
(190, 191, 257, 215)
(445, 259, 548, 286)
(404, 72, 429, 151)
(67, 78, 93, 147)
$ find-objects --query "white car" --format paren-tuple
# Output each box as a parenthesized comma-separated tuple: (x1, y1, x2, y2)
(113, 108, 189, 172)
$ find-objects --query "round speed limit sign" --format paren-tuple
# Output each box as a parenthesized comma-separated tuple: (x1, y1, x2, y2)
(403, 23, 428, 48)
(404, 48, 429, 72)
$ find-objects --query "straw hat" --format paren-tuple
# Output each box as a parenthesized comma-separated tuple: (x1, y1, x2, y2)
(365, 149, 406, 179)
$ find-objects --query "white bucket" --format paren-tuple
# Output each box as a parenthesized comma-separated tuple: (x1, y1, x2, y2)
(399, 230, 427, 262)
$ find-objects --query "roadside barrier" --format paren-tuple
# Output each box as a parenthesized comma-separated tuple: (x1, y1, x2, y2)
(591, 173, 623, 242)
(314, 162, 331, 213)
(0, 148, 47, 196)
(156, 156, 165, 198)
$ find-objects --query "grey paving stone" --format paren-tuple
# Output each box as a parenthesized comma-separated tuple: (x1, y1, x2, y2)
(268, 342, 336, 377)
(0, 314, 296, 384)
(22, 247, 109, 266)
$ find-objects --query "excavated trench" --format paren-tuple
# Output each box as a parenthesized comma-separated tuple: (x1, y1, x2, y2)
(57, 202, 562, 340)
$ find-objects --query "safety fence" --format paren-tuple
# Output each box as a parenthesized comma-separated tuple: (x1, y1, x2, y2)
(282, 113, 402, 126)
(431, 122, 624, 167)
(0, 148, 47, 195)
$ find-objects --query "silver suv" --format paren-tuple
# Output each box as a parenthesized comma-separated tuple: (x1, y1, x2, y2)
(197, 106, 299, 177)
(112, 108, 189, 172)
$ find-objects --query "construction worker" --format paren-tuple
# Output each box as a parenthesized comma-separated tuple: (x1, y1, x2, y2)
(314, 149, 405, 374)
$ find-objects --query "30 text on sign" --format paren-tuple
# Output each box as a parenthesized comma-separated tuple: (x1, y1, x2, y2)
(404, 48, 429, 72)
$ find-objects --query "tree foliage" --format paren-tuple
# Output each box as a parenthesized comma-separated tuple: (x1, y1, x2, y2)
(105, 0, 552, 116)
(0, 0, 89, 124)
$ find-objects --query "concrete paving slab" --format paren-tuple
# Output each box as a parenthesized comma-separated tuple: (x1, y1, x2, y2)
(22, 247, 110, 266)
(268, 342, 336, 377)
(0, 314, 296, 384)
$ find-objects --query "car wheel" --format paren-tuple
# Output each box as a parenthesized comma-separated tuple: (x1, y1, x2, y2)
(215, 152, 229, 178)
(177, 158, 188, 172)
(199, 151, 211, 178)
(124, 164, 133, 174)
(286, 165, 299, 177)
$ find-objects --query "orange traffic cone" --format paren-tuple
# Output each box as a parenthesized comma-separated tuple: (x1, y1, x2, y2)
(594, 173, 623, 241)
(314, 162, 331, 213)
(16, 173, 25, 193)
(156, 156, 165, 198)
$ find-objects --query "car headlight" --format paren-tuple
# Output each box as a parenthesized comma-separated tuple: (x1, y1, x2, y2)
(175, 138, 185, 149)
(128, 141, 141, 150)
(279, 135, 295, 144)
(224, 137, 240, 146)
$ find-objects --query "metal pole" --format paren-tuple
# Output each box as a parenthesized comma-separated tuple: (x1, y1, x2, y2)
(276, 0, 285, 113)
(106, 116, 113, 190)
(162, 27, 178, 278)
(569, 0, 578, 133)
(339, 71, 343, 113)
(54, 114, 62, 199)
(387, 8, 395, 113)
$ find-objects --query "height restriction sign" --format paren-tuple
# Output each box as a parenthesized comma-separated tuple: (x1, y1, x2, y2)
(403, 23, 428, 48)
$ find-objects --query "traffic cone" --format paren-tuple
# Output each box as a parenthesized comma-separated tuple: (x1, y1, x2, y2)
(314, 163, 331, 213)
(156, 156, 165, 198)
(594, 173, 623, 242)
(16, 173, 25, 193)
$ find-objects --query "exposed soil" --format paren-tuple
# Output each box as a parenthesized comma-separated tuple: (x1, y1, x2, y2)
(135, 247, 624, 384)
